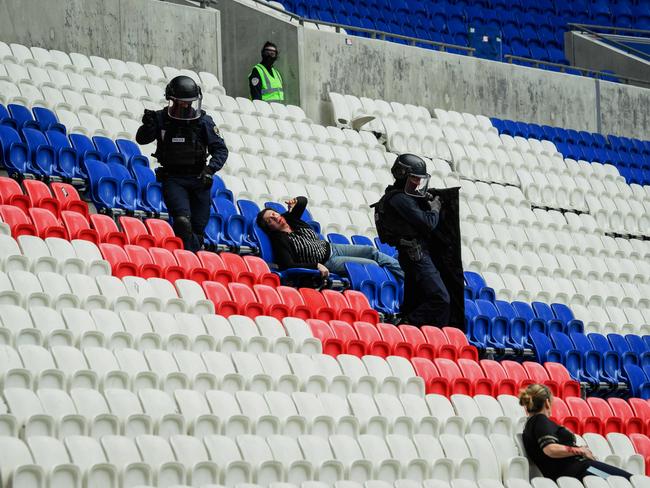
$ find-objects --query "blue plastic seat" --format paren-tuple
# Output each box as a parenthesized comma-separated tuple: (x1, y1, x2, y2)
(494, 299, 530, 349)
(550, 303, 584, 334)
(0, 125, 32, 176)
(608, 333, 641, 367)
(83, 159, 119, 211)
(365, 262, 399, 314)
(569, 331, 611, 389)
(624, 364, 650, 399)
(589, 332, 626, 384)
(131, 164, 165, 215)
(529, 330, 562, 364)
(475, 298, 521, 352)
(512, 301, 547, 335)
(107, 162, 139, 212)
(0, 104, 17, 129)
(464, 271, 496, 301)
(210, 174, 233, 203)
(531, 301, 565, 334)
(327, 233, 350, 245)
(92, 136, 128, 166)
(549, 331, 582, 381)
(626, 334, 650, 368)
(345, 261, 380, 311)
(351, 235, 374, 247)
(115, 139, 149, 167)
(373, 238, 396, 258)
(69, 133, 102, 167)
(7, 104, 40, 131)
(32, 107, 66, 134)
(213, 197, 256, 252)
(45, 130, 78, 179)
(22, 127, 58, 177)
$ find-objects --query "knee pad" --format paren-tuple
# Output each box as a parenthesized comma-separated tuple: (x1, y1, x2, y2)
(172, 215, 192, 239)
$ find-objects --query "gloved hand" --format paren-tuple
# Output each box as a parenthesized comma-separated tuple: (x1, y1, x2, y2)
(142, 109, 157, 127)
(429, 195, 442, 212)
(199, 167, 214, 189)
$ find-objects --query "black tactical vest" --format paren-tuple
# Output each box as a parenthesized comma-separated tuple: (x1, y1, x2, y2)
(154, 111, 207, 172)
(372, 188, 421, 246)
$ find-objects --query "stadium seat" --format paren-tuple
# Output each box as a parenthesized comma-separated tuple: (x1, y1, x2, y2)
(89, 214, 127, 245)
(144, 219, 183, 251)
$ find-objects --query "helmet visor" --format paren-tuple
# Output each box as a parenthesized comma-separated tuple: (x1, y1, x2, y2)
(404, 174, 430, 197)
(167, 96, 202, 120)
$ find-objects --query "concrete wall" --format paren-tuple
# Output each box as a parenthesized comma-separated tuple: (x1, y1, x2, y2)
(565, 32, 650, 89)
(209, 0, 301, 106)
(300, 29, 650, 139)
(0, 0, 222, 77)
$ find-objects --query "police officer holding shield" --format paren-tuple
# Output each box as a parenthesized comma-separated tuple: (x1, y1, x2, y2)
(136, 75, 228, 252)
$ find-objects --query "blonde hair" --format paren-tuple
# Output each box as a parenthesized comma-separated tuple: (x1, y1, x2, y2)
(518, 384, 552, 414)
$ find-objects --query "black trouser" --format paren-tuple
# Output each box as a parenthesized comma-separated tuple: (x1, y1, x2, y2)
(162, 175, 211, 252)
(398, 248, 450, 326)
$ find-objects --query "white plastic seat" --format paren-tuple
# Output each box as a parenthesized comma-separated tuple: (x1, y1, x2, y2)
(438, 434, 480, 480)
(169, 435, 219, 486)
(27, 435, 82, 488)
(264, 390, 307, 437)
(0, 436, 46, 488)
(356, 434, 401, 482)
(173, 389, 220, 437)
(101, 435, 153, 486)
(144, 349, 191, 392)
(328, 435, 373, 482)
(233, 390, 280, 436)
(488, 433, 529, 480)
(64, 435, 120, 487)
(134, 434, 186, 487)
(298, 434, 345, 484)
(237, 434, 284, 485)
(137, 388, 186, 437)
(266, 434, 314, 483)
(104, 388, 153, 437)
(606, 433, 646, 475)
(290, 392, 338, 437)
(204, 434, 253, 485)
(258, 351, 300, 392)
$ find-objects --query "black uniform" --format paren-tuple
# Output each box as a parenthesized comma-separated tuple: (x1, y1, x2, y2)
(135, 108, 228, 252)
(380, 184, 451, 326)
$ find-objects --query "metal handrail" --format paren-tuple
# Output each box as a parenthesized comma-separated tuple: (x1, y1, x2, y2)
(567, 23, 650, 61)
(503, 54, 649, 85)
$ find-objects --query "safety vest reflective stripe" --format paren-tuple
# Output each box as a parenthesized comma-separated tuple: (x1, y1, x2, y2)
(254, 64, 284, 101)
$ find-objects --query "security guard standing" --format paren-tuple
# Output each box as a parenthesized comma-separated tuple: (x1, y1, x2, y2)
(136, 75, 228, 252)
(249, 41, 284, 102)
(373, 154, 451, 326)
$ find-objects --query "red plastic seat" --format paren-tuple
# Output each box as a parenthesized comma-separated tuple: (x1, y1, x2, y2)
(29, 207, 69, 240)
(607, 398, 645, 435)
(253, 284, 290, 320)
(500, 360, 535, 392)
(89, 214, 127, 245)
(144, 218, 183, 251)
(342, 289, 380, 324)
(442, 327, 479, 361)
(321, 289, 357, 323)
(0, 176, 30, 213)
(196, 251, 234, 286)
(629, 434, 650, 475)
(565, 396, 603, 435)
(201, 280, 239, 317)
(586, 397, 623, 434)
(376, 322, 414, 358)
(0, 205, 35, 237)
(353, 321, 391, 357)
(398, 324, 436, 360)
(434, 358, 472, 396)
(457, 358, 494, 395)
(276, 286, 312, 320)
(173, 249, 211, 283)
(118, 216, 156, 248)
(306, 319, 345, 355)
(227, 282, 265, 318)
(328, 320, 366, 357)
(22, 179, 60, 217)
(50, 182, 89, 219)
(28, 207, 67, 239)
(550, 397, 581, 434)
(220, 252, 256, 287)
(543, 362, 581, 398)
(299, 288, 336, 321)
(411, 357, 447, 395)
(522, 361, 561, 398)
(148, 247, 186, 281)
(479, 359, 518, 396)
(629, 398, 650, 434)
(99, 243, 138, 278)
(243, 255, 281, 287)
(420, 326, 459, 360)
(123, 244, 162, 278)
(60, 210, 99, 244)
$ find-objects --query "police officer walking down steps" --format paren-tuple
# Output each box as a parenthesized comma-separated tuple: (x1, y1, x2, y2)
(373, 154, 450, 327)
(136, 75, 228, 252)
(249, 41, 284, 102)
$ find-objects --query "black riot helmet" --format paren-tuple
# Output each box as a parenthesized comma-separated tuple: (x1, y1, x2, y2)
(165, 75, 203, 120)
(391, 153, 431, 198)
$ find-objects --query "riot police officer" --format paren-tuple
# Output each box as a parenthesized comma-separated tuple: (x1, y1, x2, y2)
(136, 75, 228, 252)
(373, 154, 450, 326)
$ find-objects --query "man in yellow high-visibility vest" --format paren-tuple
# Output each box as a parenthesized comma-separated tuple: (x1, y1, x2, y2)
(249, 41, 284, 102)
